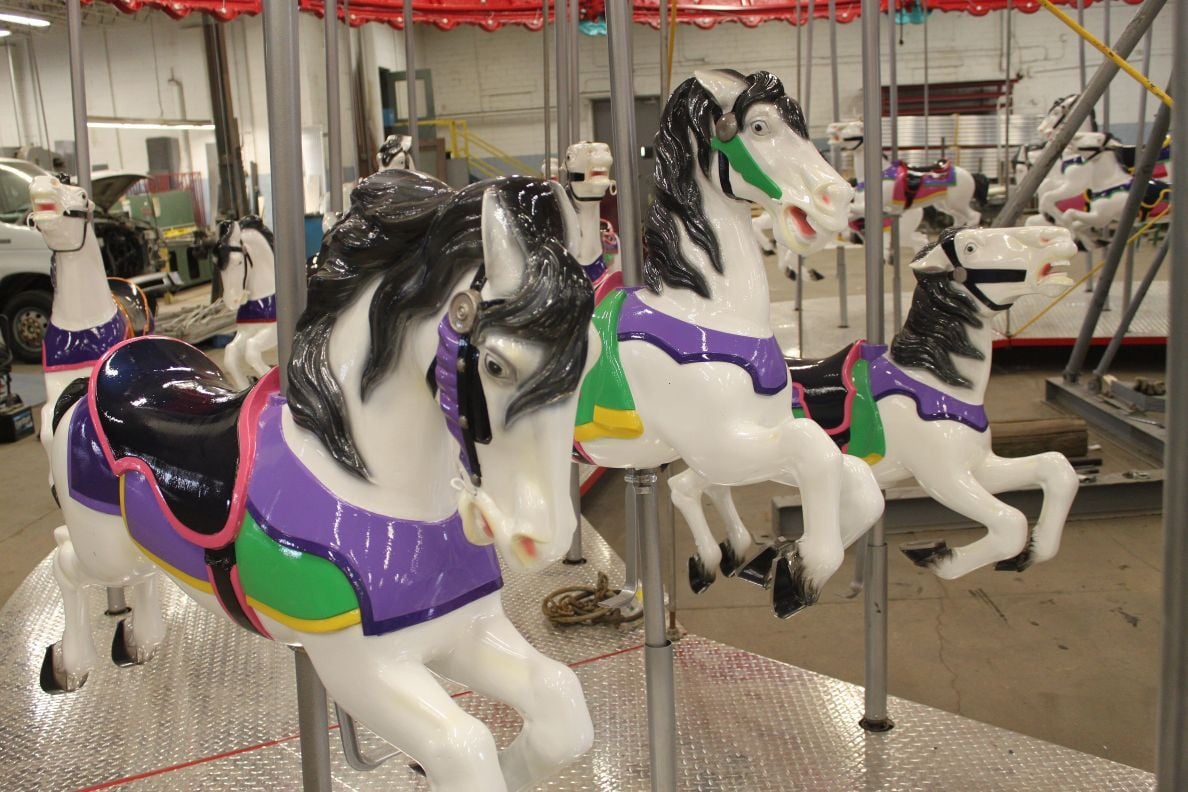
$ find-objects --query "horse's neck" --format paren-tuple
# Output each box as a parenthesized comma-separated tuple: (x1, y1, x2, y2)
(280, 278, 461, 520)
(51, 229, 116, 331)
(574, 199, 604, 266)
(893, 306, 994, 402)
(646, 170, 772, 333)
(1090, 153, 1129, 187)
(243, 232, 276, 301)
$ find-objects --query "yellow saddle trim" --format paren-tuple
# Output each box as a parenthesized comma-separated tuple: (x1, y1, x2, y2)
(574, 405, 645, 442)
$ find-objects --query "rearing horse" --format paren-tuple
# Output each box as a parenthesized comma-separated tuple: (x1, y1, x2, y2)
(45, 172, 597, 792)
(574, 69, 884, 617)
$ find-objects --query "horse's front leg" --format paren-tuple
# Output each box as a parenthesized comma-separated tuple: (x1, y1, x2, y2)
(974, 452, 1079, 570)
(222, 332, 249, 390)
(244, 324, 278, 380)
(44, 526, 100, 692)
(703, 484, 756, 578)
(669, 468, 728, 593)
(429, 598, 592, 792)
(304, 635, 507, 792)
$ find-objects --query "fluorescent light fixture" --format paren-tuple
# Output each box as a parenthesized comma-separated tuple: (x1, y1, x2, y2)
(0, 12, 50, 28)
(87, 117, 215, 131)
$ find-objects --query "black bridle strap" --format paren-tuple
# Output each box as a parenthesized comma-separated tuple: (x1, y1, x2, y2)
(941, 235, 1026, 312)
(41, 209, 92, 254)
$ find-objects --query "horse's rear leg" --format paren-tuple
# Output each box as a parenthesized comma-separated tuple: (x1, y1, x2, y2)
(44, 527, 99, 693)
(304, 642, 507, 792)
(244, 326, 277, 381)
(113, 576, 166, 666)
(975, 453, 1078, 570)
(669, 469, 726, 593)
(704, 484, 755, 577)
(222, 333, 249, 390)
(429, 602, 593, 791)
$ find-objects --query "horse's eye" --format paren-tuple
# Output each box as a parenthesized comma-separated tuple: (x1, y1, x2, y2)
(483, 354, 512, 381)
(750, 120, 770, 136)
(964, 243, 977, 254)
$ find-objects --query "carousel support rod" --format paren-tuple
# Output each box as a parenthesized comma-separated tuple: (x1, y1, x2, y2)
(555, 0, 571, 155)
(1158, 6, 1188, 785)
(325, 0, 343, 215)
(1123, 28, 1153, 313)
(606, 0, 675, 785)
(887, 0, 902, 332)
(860, 0, 892, 735)
(104, 587, 129, 616)
(994, 0, 1166, 227)
(1102, 0, 1111, 129)
(264, 0, 306, 389)
(659, 0, 670, 98)
(828, 0, 847, 328)
(568, 0, 579, 139)
(403, 0, 419, 163)
(65, 0, 91, 194)
(1077, 0, 1086, 92)
(542, 0, 551, 177)
(922, 9, 929, 163)
(294, 648, 332, 791)
(1003, 3, 1012, 201)
(1063, 88, 1172, 384)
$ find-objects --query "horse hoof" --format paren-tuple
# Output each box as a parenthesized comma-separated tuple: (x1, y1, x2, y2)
(772, 555, 816, 619)
(110, 619, 154, 667)
(688, 556, 716, 594)
(900, 539, 953, 569)
(995, 551, 1033, 572)
(719, 542, 744, 578)
(409, 762, 426, 777)
(738, 545, 778, 588)
(40, 644, 86, 695)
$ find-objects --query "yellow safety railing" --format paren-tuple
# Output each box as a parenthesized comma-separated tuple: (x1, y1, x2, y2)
(417, 118, 543, 180)
(1036, 0, 1172, 108)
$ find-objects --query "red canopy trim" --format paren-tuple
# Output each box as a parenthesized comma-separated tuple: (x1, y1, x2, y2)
(93, 0, 1142, 31)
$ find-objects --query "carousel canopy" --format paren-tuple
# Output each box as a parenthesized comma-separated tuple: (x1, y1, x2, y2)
(90, 0, 1141, 31)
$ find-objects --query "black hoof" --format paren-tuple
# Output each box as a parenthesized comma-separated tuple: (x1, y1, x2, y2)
(900, 539, 953, 569)
(738, 545, 778, 588)
(110, 619, 138, 668)
(39, 644, 82, 695)
(719, 541, 745, 578)
(995, 550, 1033, 572)
(772, 555, 816, 619)
(688, 556, 716, 594)
(409, 762, 426, 777)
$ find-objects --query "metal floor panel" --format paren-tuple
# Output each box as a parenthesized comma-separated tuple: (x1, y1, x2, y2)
(0, 524, 1153, 791)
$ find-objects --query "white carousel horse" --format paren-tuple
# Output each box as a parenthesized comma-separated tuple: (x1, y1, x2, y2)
(44, 172, 597, 792)
(573, 69, 884, 617)
(685, 225, 1082, 592)
(27, 174, 152, 465)
(828, 119, 988, 229)
(213, 217, 278, 389)
(561, 140, 624, 302)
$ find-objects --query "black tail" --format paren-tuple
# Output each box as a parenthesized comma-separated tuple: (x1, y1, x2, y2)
(52, 377, 89, 433)
(972, 173, 991, 208)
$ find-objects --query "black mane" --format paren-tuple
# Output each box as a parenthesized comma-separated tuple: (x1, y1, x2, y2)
(287, 170, 592, 478)
(889, 228, 984, 388)
(643, 70, 807, 298)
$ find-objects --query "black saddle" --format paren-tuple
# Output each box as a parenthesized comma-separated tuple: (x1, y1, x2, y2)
(106, 278, 152, 336)
(93, 337, 248, 535)
(785, 342, 859, 446)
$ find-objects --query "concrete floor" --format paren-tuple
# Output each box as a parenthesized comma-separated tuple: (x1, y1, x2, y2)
(0, 247, 1167, 776)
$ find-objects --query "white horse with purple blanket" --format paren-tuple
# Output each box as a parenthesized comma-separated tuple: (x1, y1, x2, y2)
(44, 171, 597, 791)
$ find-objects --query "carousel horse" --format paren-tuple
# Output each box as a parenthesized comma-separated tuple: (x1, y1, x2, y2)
(684, 225, 1082, 591)
(828, 119, 989, 229)
(573, 69, 884, 617)
(561, 140, 623, 302)
(28, 174, 152, 463)
(44, 171, 597, 792)
(213, 217, 278, 390)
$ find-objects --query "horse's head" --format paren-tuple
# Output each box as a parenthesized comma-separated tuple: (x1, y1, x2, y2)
(827, 119, 865, 151)
(214, 220, 248, 309)
(1039, 93, 1097, 141)
(28, 174, 92, 253)
(692, 69, 852, 255)
(378, 134, 415, 171)
(912, 226, 1076, 312)
(449, 183, 595, 570)
(563, 141, 616, 201)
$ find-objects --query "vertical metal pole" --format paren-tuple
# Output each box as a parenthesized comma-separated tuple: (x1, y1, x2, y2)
(1102, 0, 1111, 131)
(6, 46, 24, 145)
(922, 10, 929, 163)
(65, 0, 91, 194)
(1123, 28, 1153, 313)
(294, 648, 332, 792)
(829, 0, 847, 328)
(568, 0, 579, 139)
(325, 0, 343, 215)
(1158, 3, 1188, 785)
(403, 0, 419, 162)
(555, 0, 571, 157)
(886, 2, 901, 332)
(1063, 91, 1172, 383)
(565, 466, 585, 563)
(543, 0, 551, 177)
(1003, 3, 1012, 202)
(1077, 0, 1086, 92)
(860, 0, 892, 734)
(607, 0, 675, 785)
(994, 0, 1166, 227)
(659, 0, 670, 99)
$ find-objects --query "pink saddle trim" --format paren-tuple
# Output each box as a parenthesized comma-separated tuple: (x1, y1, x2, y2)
(790, 342, 864, 438)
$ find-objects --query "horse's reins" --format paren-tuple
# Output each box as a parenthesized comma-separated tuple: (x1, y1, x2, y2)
(31, 207, 92, 254)
(940, 234, 1026, 313)
(710, 104, 784, 202)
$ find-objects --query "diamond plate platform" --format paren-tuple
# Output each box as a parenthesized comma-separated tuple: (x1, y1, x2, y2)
(0, 524, 1154, 790)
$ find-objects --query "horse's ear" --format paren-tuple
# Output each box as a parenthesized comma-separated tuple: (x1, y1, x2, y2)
(548, 180, 583, 258)
(694, 69, 748, 112)
(911, 244, 951, 275)
(482, 189, 526, 298)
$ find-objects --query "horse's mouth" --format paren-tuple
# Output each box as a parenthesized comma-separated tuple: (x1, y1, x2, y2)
(1036, 259, 1074, 293)
(785, 205, 817, 244)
